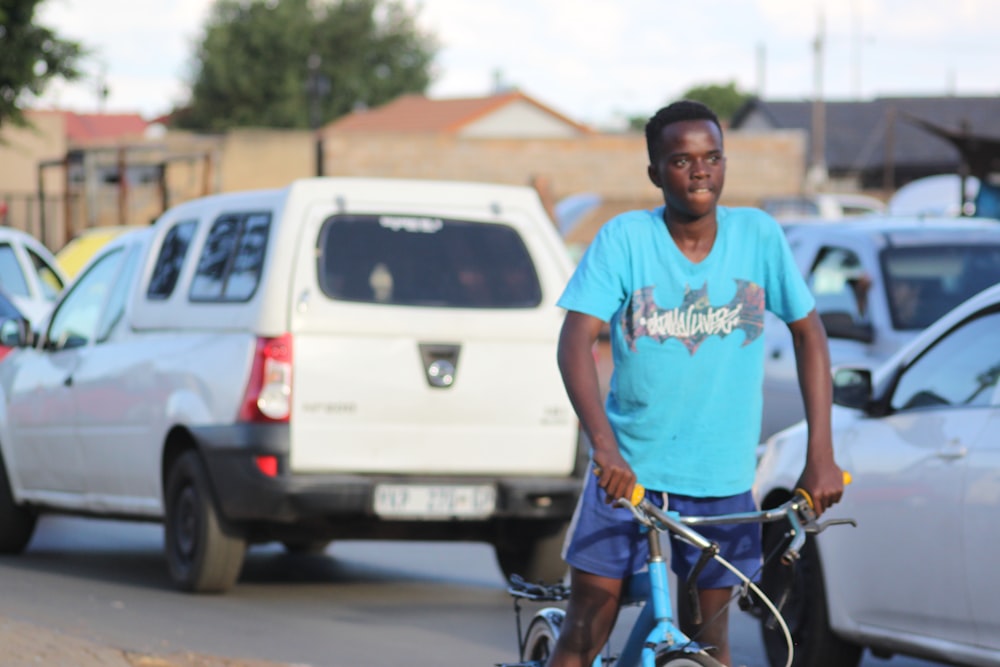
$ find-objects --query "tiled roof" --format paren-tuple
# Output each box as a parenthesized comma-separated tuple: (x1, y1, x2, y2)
(32, 110, 150, 145)
(324, 91, 592, 134)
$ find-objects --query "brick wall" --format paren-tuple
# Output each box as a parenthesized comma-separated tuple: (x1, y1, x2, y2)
(2, 120, 806, 251)
(321, 128, 807, 244)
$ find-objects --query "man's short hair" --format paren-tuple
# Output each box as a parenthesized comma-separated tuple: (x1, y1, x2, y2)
(645, 100, 723, 163)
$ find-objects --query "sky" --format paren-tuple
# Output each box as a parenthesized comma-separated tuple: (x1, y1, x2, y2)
(34, 0, 1000, 130)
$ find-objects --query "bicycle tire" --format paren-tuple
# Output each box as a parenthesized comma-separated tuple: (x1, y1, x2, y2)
(521, 610, 562, 662)
(654, 649, 724, 666)
(759, 525, 861, 667)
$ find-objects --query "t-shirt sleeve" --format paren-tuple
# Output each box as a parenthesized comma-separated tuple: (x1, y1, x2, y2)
(761, 215, 815, 323)
(557, 218, 629, 322)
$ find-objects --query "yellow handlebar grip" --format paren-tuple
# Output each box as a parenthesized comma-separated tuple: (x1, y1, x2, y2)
(797, 471, 852, 511)
(592, 465, 646, 506)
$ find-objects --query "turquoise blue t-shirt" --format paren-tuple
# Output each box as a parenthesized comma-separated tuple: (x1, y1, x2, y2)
(558, 206, 814, 496)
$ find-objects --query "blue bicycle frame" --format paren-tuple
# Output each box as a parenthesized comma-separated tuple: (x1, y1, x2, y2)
(609, 509, 715, 667)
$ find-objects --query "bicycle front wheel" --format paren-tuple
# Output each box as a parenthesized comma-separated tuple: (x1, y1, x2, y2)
(655, 649, 724, 666)
(521, 611, 562, 662)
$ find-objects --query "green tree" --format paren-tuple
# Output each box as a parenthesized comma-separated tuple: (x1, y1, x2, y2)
(175, 0, 437, 131)
(0, 0, 85, 129)
(680, 81, 752, 121)
(625, 81, 754, 132)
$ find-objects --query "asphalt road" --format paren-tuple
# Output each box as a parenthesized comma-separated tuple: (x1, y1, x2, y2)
(0, 516, 947, 667)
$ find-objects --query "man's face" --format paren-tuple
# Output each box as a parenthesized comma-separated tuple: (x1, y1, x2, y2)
(647, 119, 726, 221)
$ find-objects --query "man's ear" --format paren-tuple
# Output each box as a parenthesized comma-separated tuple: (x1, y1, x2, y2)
(647, 164, 661, 188)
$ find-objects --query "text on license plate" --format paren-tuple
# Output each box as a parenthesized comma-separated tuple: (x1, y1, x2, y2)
(373, 484, 497, 519)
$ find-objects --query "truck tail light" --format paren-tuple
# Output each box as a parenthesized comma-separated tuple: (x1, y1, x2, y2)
(239, 334, 293, 423)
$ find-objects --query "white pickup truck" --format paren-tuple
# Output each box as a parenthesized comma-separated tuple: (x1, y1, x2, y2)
(0, 178, 585, 592)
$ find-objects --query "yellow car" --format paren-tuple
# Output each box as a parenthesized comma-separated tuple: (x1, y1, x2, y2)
(56, 226, 144, 279)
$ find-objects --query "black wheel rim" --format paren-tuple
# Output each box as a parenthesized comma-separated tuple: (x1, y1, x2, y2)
(173, 485, 199, 563)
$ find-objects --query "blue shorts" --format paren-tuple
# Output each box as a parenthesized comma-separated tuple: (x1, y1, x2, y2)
(563, 472, 762, 589)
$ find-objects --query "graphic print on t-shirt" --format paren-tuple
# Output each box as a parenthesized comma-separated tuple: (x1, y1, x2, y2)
(621, 279, 765, 354)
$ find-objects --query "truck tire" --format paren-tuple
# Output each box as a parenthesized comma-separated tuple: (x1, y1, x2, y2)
(165, 451, 246, 593)
(0, 449, 35, 554)
(493, 519, 568, 584)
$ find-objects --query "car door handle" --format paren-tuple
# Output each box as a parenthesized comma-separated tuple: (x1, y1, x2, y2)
(63, 375, 73, 387)
(936, 439, 967, 460)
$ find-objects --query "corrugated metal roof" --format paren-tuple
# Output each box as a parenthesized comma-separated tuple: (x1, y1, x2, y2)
(731, 96, 1000, 174)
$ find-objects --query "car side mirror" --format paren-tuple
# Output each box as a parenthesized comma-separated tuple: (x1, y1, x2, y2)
(832, 367, 874, 409)
(820, 311, 874, 343)
(0, 317, 33, 349)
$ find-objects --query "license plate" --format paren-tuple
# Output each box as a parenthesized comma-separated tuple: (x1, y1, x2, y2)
(373, 484, 496, 519)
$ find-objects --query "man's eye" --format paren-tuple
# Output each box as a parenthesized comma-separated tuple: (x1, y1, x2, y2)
(708, 155, 722, 164)
(672, 158, 689, 167)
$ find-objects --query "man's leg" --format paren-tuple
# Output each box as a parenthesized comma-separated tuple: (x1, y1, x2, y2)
(678, 586, 734, 666)
(547, 567, 624, 667)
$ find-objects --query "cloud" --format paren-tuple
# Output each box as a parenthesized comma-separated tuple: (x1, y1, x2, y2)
(30, 0, 1000, 124)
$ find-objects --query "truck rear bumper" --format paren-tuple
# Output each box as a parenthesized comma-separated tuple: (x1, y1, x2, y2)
(190, 423, 582, 525)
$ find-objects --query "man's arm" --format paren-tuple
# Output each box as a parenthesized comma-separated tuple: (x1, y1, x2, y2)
(788, 309, 845, 514)
(557, 310, 635, 501)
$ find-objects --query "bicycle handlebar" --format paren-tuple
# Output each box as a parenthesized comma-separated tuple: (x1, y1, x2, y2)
(614, 477, 855, 566)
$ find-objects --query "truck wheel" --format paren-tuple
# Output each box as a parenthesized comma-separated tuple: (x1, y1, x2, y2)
(493, 520, 568, 584)
(165, 451, 246, 593)
(759, 525, 862, 667)
(0, 449, 35, 553)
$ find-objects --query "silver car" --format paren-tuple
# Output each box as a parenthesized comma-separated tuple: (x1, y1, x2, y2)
(762, 216, 1000, 440)
(754, 281, 1000, 667)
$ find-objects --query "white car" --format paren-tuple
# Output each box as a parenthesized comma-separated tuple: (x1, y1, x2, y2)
(754, 281, 1000, 667)
(0, 178, 584, 593)
(760, 193, 886, 221)
(0, 227, 66, 325)
(762, 216, 1000, 440)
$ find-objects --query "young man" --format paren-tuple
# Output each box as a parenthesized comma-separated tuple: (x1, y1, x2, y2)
(549, 100, 845, 667)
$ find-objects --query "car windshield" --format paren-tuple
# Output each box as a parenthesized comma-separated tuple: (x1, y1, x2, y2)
(882, 244, 1000, 330)
(316, 214, 542, 308)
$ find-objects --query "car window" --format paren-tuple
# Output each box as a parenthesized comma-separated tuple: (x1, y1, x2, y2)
(148, 220, 197, 299)
(96, 243, 143, 343)
(0, 244, 30, 298)
(317, 214, 542, 308)
(808, 246, 869, 322)
(891, 309, 1000, 411)
(46, 248, 125, 350)
(190, 213, 270, 302)
(0, 292, 20, 320)
(25, 247, 64, 299)
(882, 244, 1000, 330)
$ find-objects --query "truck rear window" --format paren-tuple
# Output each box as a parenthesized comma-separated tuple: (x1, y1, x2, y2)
(317, 214, 542, 308)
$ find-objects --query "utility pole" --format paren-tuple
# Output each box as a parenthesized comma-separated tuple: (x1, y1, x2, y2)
(851, 0, 862, 98)
(306, 54, 330, 177)
(807, 8, 828, 192)
(756, 42, 766, 99)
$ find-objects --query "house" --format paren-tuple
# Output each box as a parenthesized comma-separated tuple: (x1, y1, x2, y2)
(323, 91, 593, 138)
(730, 96, 1000, 191)
(3, 92, 807, 252)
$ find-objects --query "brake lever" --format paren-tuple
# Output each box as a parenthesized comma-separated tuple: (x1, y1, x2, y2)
(811, 517, 858, 534)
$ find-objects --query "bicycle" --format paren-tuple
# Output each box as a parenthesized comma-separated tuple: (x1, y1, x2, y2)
(498, 481, 854, 667)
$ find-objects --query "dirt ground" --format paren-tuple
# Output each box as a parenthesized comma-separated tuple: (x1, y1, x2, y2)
(0, 615, 292, 667)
